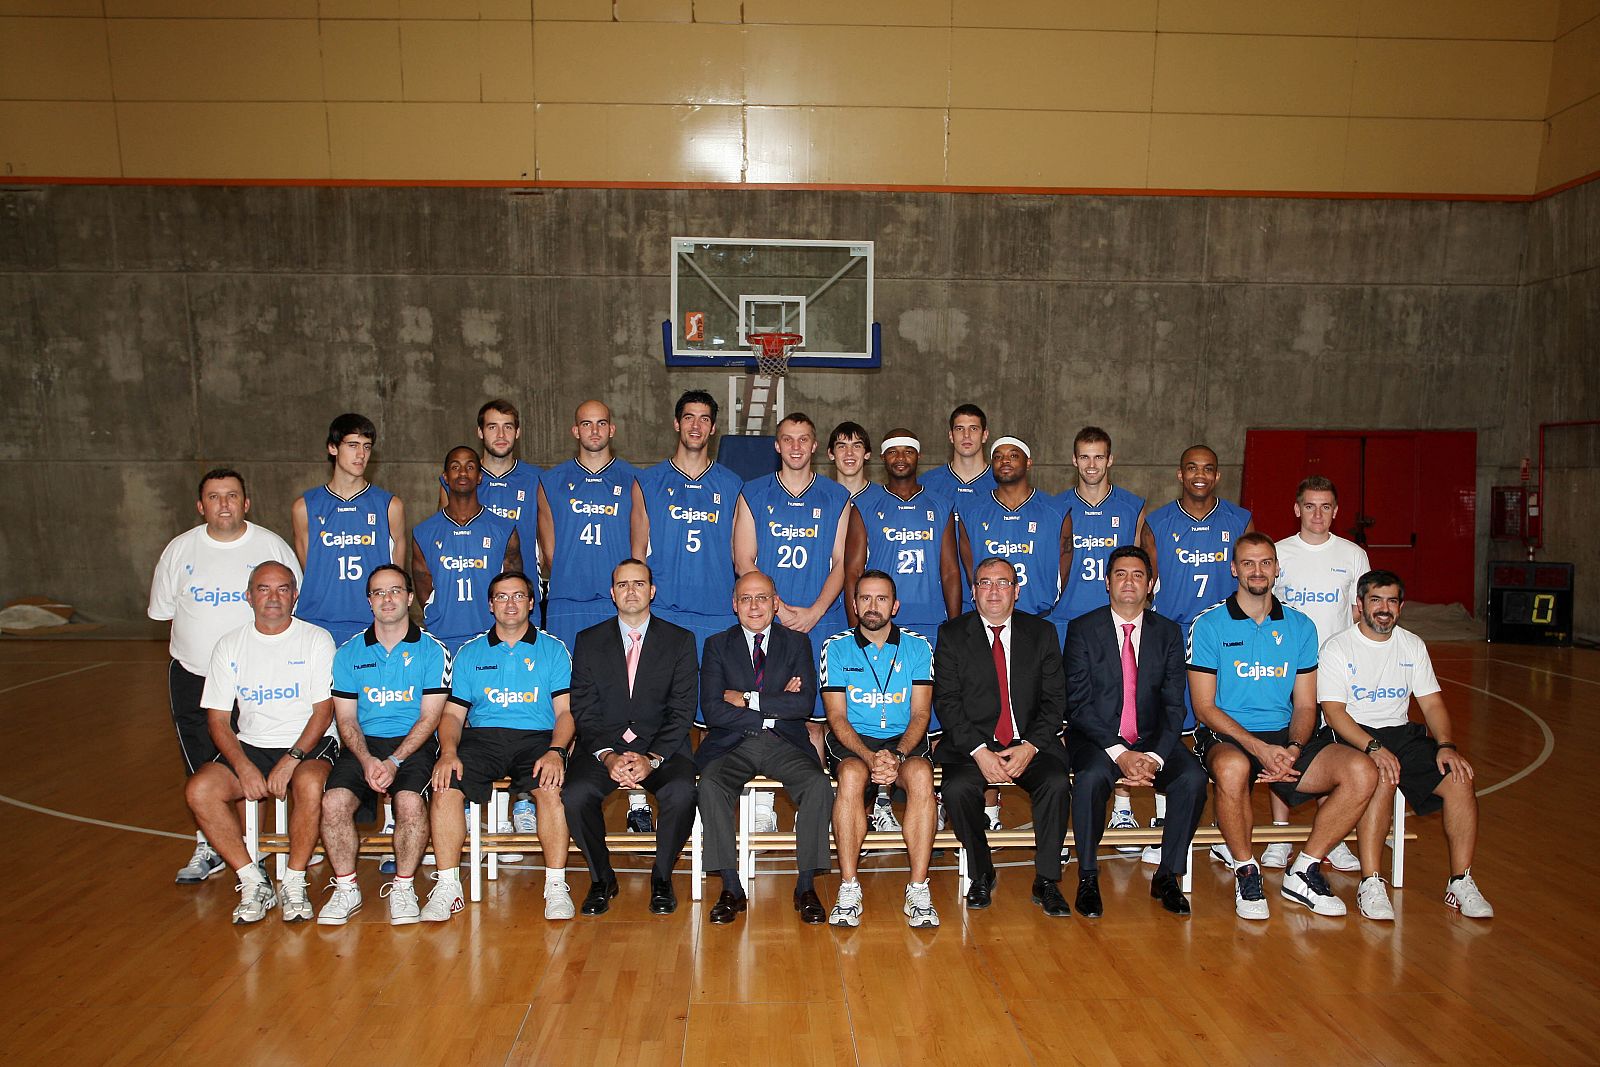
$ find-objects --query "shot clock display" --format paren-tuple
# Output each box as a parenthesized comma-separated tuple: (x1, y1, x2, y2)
(1486, 561, 1574, 646)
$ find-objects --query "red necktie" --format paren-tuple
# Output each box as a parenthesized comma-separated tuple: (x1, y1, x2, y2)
(1119, 622, 1139, 745)
(990, 625, 1014, 746)
(752, 632, 766, 689)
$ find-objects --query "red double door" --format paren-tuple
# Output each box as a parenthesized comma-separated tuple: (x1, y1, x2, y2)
(1241, 430, 1477, 611)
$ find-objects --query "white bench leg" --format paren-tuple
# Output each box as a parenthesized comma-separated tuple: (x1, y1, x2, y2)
(957, 847, 969, 898)
(691, 811, 704, 902)
(274, 798, 289, 881)
(487, 791, 501, 880)
(1182, 843, 1194, 895)
(244, 800, 261, 862)
(469, 801, 483, 903)
(1391, 790, 1406, 888)
(739, 788, 754, 886)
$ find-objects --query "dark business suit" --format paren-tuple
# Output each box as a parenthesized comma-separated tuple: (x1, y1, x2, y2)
(933, 610, 1071, 882)
(1064, 605, 1205, 876)
(695, 622, 830, 875)
(565, 615, 699, 883)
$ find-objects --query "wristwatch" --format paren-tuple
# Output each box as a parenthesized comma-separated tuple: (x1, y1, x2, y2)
(1364, 738, 1384, 755)
(649, 755, 663, 770)
(388, 754, 404, 768)
(891, 749, 908, 763)
(743, 690, 756, 706)
(287, 746, 307, 761)
(546, 746, 569, 765)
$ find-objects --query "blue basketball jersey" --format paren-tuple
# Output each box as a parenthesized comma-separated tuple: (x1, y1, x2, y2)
(1147, 497, 1253, 628)
(476, 460, 541, 566)
(414, 507, 517, 653)
(295, 484, 395, 637)
(743, 472, 850, 618)
(540, 457, 638, 604)
(918, 463, 996, 613)
(1050, 485, 1146, 624)
(855, 484, 955, 635)
(960, 489, 1067, 617)
(637, 459, 743, 615)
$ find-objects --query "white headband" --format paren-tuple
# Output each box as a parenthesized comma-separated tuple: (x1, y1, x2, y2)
(989, 436, 1031, 459)
(880, 435, 921, 453)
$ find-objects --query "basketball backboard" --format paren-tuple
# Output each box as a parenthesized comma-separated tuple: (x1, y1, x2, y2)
(664, 237, 879, 369)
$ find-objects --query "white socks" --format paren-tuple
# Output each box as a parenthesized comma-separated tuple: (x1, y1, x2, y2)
(1112, 795, 1133, 815)
(1154, 793, 1168, 819)
(545, 869, 568, 893)
(629, 791, 649, 810)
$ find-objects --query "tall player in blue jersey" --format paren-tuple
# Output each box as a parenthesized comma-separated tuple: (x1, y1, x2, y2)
(630, 390, 743, 653)
(412, 446, 522, 655)
(1049, 426, 1147, 643)
(827, 421, 873, 500)
(920, 404, 996, 614)
(1141, 444, 1254, 730)
(441, 400, 541, 582)
(292, 413, 406, 646)
(957, 437, 1071, 619)
(538, 400, 638, 650)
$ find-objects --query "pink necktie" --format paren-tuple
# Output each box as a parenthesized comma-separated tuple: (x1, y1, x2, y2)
(1119, 622, 1139, 745)
(626, 629, 642, 696)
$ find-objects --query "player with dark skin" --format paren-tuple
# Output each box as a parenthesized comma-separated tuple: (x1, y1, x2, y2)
(1139, 445, 1256, 585)
(843, 428, 961, 623)
(412, 446, 524, 608)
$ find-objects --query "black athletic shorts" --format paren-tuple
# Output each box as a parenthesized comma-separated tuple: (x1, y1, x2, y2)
(824, 731, 932, 783)
(325, 735, 440, 821)
(447, 727, 554, 804)
(169, 660, 238, 776)
(215, 736, 339, 778)
(1336, 722, 1448, 816)
(1193, 725, 1337, 809)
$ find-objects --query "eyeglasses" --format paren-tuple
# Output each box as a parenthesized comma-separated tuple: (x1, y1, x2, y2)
(735, 594, 774, 605)
(367, 587, 407, 600)
(491, 591, 531, 603)
(974, 578, 1015, 590)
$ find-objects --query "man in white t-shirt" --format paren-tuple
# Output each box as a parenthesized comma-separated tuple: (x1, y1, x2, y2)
(1253, 475, 1373, 872)
(148, 468, 300, 884)
(1318, 569, 1493, 921)
(184, 560, 338, 925)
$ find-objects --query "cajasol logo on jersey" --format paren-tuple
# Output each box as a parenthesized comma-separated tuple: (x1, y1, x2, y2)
(1350, 684, 1410, 702)
(439, 554, 490, 571)
(363, 685, 415, 706)
(984, 538, 1035, 555)
(570, 499, 619, 516)
(1073, 534, 1118, 550)
(240, 682, 302, 703)
(321, 531, 376, 548)
(669, 505, 719, 523)
(1280, 584, 1341, 605)
(484, 686, 540, 706)
(769, 521, 819, 539)
(189, 584, 248, 606)
(1177, 548, 1229, 565)
(1234, 660, 1289, 679)
(848, 686, 907, 706)
(883, 526, 934, 543)
(488, 503, 523, 522)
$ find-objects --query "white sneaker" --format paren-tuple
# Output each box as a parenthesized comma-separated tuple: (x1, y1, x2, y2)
(1108, 808, 1140, 854)
(986, 810, 1004, 832)
(497, 820, 524, 863)
(512, 799, 537, 834)
(1210, 842, 1238, 870)
(280, 876, 313, 922)
(382, 880, 421, 926)
(232, 875, 277, 924)
(544, 881, 576, 921)
(1445, 870, 1494, 918)
(1327, 841, 1361, 872)
(1261, 841, 1293, 869)
(1358, 875, 1395, 921)
(1234, 863, 1269, 921)
(317, 879, 363, 925)
(753, 807, 779, 834)
(829, 881, 863, 927)
(379, 816, 396, 874)
(1141, 816, 1165, 865)
(420, 873, 464, 922)
(1281, 861, 1347, 916)
(176, 842, 226, 884)
(935, 799, 946, 832)
(904, 882, 939, 928)
(870, 799, 902, 833)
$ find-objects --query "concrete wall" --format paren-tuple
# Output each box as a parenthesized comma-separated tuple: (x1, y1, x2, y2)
(4, 181, 1574, 621)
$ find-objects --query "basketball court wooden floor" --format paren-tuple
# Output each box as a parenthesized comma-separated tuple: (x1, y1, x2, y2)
(1, 636, 1595, 1067)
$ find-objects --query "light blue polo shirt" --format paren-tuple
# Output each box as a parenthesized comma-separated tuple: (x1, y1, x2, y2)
(1187, 594, 1318, 733)
(817, 624, 935, 739)
(331, 623, 451, 737)
(447, 626, 572, 731)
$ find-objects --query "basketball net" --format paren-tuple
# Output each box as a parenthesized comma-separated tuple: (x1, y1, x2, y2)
(746, 331, 802, 378)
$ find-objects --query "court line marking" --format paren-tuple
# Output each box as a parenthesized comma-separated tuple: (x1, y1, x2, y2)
(0, 794, 192, 840)
(1436, 673, 1555, 796)
(1487, 658, 1600, 687)
(0, 662, 110, 694)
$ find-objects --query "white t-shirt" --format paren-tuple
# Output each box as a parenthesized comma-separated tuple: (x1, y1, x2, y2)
(202, 618, 336, 748)
(1317, 624, 1440, 729)
(148, 522, 302, 675)
(1274, 533, 1370, 647)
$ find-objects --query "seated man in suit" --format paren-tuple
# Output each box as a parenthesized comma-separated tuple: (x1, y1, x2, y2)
(934, 556, 1072, 916)
(696, 570, 832, 925)
(565, 559, 700, 916)
(1064, 545, 1206, 917)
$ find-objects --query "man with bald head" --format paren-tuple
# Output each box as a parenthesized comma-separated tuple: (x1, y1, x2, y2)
(185, 560, 339, 924)
(539, 400, 639, 650)
(413, 445, 522, 656)
(695, 570, 832, 925)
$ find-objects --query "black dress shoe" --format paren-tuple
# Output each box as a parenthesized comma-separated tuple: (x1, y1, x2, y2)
(648, 877, 677, 914)
(794, 888, 826, 924)
(580, 879, 619, 915)
(1031, 877, 1072, 917)
(965, 871, 996, 909)
(1151, 872, 1191, 915)
(708, 889, 747, 924)
(1075, 874, 1103, 918)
